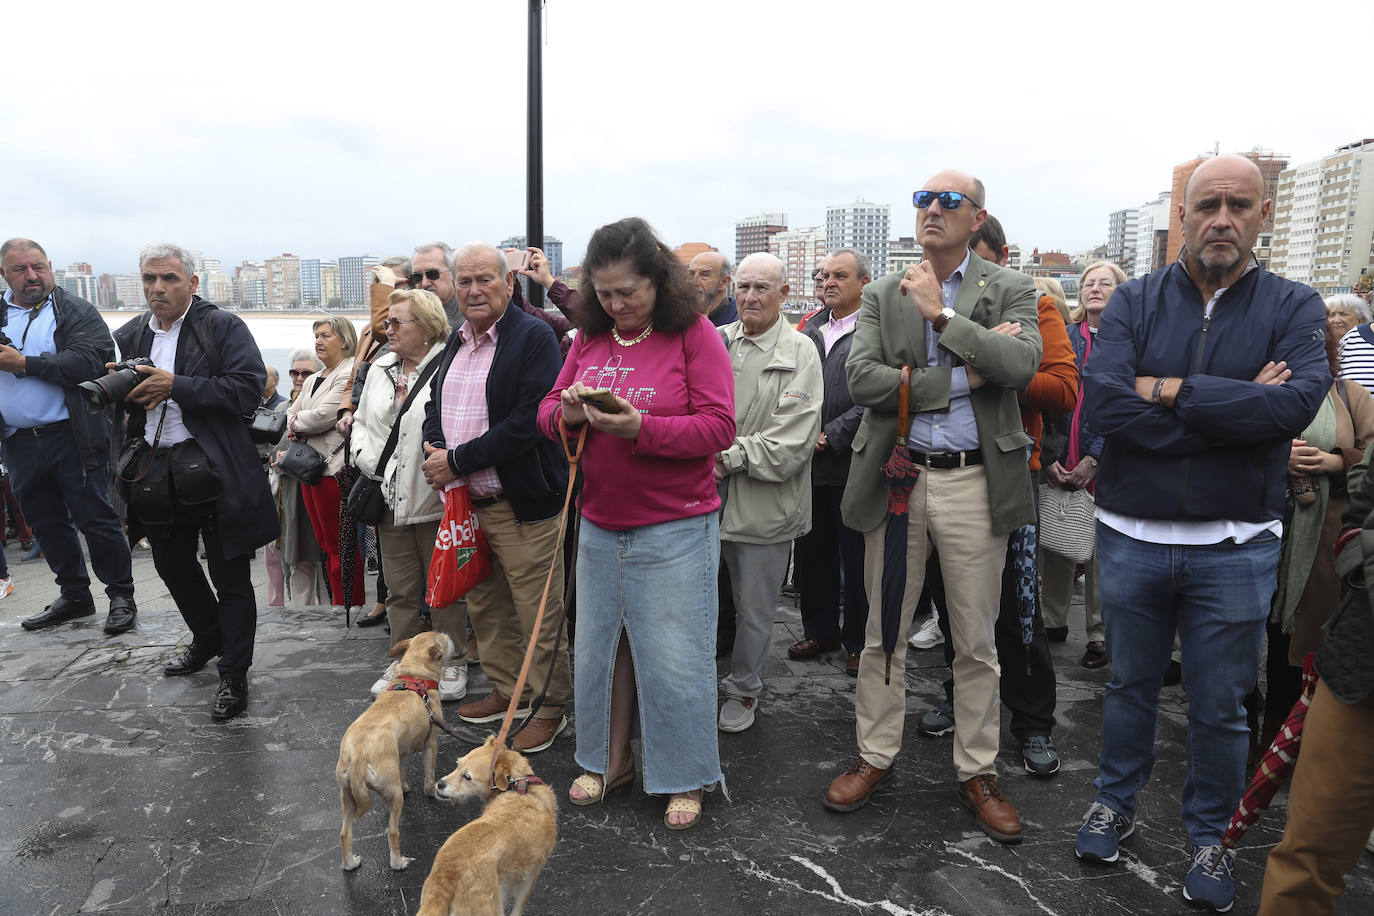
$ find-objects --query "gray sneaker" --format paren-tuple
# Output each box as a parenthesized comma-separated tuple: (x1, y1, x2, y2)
(918, 702, 955, 737)
(1021, 735, 1061, 776)
(718, 696, 757, 733)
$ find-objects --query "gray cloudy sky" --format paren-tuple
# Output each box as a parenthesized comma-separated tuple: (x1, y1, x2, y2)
(8, 0, 1368, 276)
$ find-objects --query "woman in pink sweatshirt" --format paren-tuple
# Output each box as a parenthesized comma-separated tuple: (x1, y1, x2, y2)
(538, 218, 735, 830)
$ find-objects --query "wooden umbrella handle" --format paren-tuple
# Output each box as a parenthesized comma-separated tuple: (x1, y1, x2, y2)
(897, 365, 912, 443)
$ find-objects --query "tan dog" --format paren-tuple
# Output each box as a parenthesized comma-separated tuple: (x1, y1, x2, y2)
(418, 736, 558, 916)
(336, 632, 453, 871)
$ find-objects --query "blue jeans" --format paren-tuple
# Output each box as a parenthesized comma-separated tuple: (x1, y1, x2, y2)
(574, 512, 723, 795)
(2, 429, 133, 602)
(1093, 523, 1280, 846)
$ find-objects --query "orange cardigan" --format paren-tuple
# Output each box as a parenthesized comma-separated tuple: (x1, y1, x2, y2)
(1021, 293, 1078, 470)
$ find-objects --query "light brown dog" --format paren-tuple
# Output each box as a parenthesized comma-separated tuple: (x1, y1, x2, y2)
(417, 736, 558, 916)
(336, 632, 453, 871)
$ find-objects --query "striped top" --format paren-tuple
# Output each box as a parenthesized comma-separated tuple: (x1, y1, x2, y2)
(1337, 325, 1374, 400)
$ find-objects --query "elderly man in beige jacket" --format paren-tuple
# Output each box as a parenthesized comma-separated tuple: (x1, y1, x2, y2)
(715, 252, 823, 733)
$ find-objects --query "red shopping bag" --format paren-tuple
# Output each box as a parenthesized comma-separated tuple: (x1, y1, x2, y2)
(426, 485, 492, 607)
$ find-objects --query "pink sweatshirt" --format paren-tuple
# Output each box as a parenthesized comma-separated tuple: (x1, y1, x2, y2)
(538, 314, 735, 531)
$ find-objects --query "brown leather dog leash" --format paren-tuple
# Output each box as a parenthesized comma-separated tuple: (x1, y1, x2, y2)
(488, 415, 584, 784)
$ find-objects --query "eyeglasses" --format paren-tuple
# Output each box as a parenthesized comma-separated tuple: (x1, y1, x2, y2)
(1081, 280, 1116, 290)
(913, 190, 982, 211)
(288, 369, 312, 378)
(408, 268, 446, 285)
(382, 318, 417, 331)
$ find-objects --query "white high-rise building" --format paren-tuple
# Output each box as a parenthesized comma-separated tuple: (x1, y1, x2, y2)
(1106, 208, 1139, 275)
(769, 227, 827, 308)
(1271, 140, 1374, 295)
(1133, 192, 1172, 278)
(111, 274, 146, 309)
(826, 200, 890, 278)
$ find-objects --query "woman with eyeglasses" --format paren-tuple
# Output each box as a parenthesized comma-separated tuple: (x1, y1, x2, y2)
(283, 315, 364, 616)
(270, 350, 325, 606)
(537, 217, 735, 830)
(1040, 260, 1126, 667)
(349, 289, 467, 699)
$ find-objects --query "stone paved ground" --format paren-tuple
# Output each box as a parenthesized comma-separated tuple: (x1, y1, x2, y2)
(1, 538, 1371, 915)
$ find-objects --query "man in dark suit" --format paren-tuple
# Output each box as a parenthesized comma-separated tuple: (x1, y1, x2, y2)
(113, 242, 279, 721)
(823, 171, 1041, 845)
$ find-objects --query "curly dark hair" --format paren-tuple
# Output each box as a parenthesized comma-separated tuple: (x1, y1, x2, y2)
(574, 218, 699, 336)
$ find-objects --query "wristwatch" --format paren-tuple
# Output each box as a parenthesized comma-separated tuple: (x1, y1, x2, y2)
(931, 306, 956, 333)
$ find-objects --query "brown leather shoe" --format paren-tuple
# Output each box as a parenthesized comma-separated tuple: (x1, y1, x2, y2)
(788, 637, 842, 660)
(824, 758, 893, 812)
(457, 688, 528, 725)
(956, 774, 1022, 843)
(511, 714, 567, 753)
(1082, 641, 1109, 669)
(845, 652, 860, 677)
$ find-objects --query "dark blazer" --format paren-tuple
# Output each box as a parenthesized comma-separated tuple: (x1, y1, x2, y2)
(113, 298, 279, 558)
(841, 252, 1042, 535)
(422, 303, 568, 523)
(801, 306, 864, 487)
(0, 287, 116, 469)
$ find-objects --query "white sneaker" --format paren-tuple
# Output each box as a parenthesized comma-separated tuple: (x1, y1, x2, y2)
(0, 577, 12, 600)
(370, 660, 400, 697)
(907, 614, 944, 650)
(439, 665, 468, 702)
(1366, 827, 1374, 855)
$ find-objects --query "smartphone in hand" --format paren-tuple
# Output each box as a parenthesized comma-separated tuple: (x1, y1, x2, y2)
(578, 388, 624, 413)
(505, 248, 529, 271)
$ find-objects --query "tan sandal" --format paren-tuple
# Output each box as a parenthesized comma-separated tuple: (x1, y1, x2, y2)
(664, 793, 702, 830)
(568, 762, 635, 807)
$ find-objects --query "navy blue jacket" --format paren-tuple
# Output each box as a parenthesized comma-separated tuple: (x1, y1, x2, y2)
(800, 307, 863, 486)
(114, 298, 279, 558)
(1083, 260, 1330, 523)
(709, 297, 738, 327)
(0, 288, 116, 470)
(1065, 322, 1105, 462)
(422, 304, 568, 523)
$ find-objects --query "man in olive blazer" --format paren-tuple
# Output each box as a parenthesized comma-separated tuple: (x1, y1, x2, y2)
(824, 170, 1041, 846)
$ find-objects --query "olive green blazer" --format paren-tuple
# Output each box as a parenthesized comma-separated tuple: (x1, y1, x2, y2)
(840, 251, 1042, 536)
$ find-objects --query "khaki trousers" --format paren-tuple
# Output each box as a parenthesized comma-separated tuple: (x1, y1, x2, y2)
(1041, 549, 1103, 643)
(855, 465, 1006, 779)
(379, 513, 468, 661)
(466, 502, 570, 719)
(1259, 681, 1374, 915)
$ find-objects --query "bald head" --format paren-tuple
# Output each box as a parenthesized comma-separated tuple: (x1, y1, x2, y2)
(738, 252, 786, 288)
(916, 169, 987, 258)
(1180, 154, 1271, 290)
(1185, 154, 1264, 205)
(688, 250, 732, 314)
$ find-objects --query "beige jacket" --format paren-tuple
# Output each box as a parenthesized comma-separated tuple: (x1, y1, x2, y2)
(349, 344, 446, 526)
(286, 359, 352, 476)
(717, 316, 824, 544)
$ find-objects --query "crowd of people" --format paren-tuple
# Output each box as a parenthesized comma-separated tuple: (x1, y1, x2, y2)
(4, 154, 1374, 913)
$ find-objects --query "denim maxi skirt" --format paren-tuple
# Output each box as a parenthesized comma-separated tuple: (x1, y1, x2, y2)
(573, 511, 724, 795)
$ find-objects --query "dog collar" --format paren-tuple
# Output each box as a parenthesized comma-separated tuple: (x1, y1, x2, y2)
(503, 775, 547, 795)
(386, 675, 439, 699)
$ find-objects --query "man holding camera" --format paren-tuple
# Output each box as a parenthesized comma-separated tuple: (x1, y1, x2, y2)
(112, 243, 278, 720)
(0, 237, 137, 634)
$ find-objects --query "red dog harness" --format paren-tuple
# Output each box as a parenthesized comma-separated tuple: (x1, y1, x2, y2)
(386, 675, 439, 700)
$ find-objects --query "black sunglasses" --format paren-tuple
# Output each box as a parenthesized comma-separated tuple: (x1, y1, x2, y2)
(407, 268, 446, 285)
(913, 190, 982, 211)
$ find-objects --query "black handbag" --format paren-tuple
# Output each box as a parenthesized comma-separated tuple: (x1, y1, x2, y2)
(278, 438, 345, 486)
(346, 357, 441, 524)
(169, 439, 222, 505)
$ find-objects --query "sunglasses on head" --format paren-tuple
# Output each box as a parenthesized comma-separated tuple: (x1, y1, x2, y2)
(913, 190, 982, 211)
(407, 268, 446, 285)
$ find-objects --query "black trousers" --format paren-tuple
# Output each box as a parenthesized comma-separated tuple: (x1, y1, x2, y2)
(146, 514, 256, 678)
(923, 539, 1058, 740)
(3, 427, 134, 602)
(795, 484, 868, 652)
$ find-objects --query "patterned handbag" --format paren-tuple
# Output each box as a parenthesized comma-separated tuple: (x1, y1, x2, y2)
(1037, 483, 1096, 564)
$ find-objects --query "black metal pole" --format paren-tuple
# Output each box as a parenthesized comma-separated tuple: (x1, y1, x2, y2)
(526, 0, 545, 310)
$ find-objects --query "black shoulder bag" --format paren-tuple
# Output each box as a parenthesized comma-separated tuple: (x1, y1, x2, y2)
(346, 357, 441, 524)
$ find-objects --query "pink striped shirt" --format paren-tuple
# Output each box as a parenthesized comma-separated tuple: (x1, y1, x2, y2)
(440, 321, 502, 496)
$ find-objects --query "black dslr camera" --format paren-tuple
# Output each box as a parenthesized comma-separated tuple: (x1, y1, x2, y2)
(78, 357, 155, 411)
